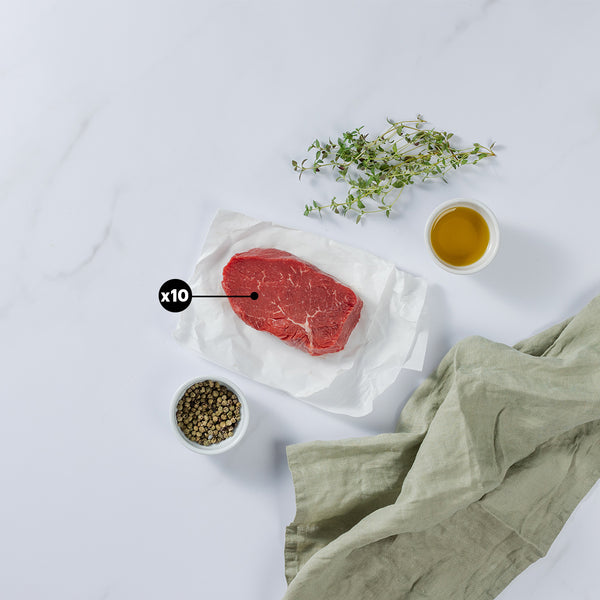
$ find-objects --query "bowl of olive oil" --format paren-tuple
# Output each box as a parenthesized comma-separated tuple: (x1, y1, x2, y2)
(425, 199, 499, 274)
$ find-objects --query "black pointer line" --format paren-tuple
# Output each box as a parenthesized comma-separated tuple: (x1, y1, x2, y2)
(192, 292, 259, 300)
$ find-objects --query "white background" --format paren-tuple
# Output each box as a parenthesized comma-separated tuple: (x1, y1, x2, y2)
(1, 1, 599, 598)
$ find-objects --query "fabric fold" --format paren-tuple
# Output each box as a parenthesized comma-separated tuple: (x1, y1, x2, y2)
(283, 296, 600, 599)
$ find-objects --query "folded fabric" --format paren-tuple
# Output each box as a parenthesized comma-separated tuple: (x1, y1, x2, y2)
(283, 296, 600, 599)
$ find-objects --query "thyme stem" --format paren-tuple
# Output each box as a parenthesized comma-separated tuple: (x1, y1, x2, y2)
(293, 116, 496, 223)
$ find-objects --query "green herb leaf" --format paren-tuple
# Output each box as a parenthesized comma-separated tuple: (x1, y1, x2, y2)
(294, 117, 497, 222)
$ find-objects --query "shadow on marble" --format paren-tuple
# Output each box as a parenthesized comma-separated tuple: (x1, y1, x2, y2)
(474, 223, 567, 304)
(562, 281, 600, 316)
(417, 283, 453, 377)
(211, 397, 287, 484)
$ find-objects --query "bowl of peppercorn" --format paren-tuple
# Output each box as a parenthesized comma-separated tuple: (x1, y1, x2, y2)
(171, 376, 249, 454)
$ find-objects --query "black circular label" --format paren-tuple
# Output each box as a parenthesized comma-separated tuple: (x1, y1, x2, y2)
(159, 279, 192, 312)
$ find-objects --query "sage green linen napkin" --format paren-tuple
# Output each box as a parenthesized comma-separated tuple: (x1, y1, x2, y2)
(284, 296, 600, 600)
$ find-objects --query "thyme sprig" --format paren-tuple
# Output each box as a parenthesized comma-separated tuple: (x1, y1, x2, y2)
(292, 115, 496, 223)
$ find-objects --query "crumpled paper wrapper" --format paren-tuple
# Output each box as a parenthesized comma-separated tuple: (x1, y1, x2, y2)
(174, 210, 428, 416)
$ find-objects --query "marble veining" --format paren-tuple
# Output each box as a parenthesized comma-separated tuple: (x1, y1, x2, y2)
(50, 188, 118, 279)
(442, 0, 500, 47)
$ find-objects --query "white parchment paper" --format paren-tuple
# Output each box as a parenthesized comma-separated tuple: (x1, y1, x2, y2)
(175, 210, 428, 416)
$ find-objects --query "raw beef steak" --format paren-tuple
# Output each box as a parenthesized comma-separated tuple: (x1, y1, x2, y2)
(221, 248, 363, 356)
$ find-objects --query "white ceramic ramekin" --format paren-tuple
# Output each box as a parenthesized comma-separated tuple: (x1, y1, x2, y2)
(171, 376, 249, 454)
(424, 198, 500, 274)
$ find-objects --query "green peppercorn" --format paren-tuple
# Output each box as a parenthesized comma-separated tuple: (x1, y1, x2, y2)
(176, 379, 242, 446)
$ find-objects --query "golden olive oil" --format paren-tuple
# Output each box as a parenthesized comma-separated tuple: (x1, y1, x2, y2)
(430, 206, 490, 267)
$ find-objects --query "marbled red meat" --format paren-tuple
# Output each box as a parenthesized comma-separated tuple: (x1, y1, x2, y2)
(221, 248, 362, 356)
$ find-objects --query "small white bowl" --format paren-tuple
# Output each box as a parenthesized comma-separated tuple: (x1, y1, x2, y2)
(171, 376, 249, 454)
(424, 198, 500, 274)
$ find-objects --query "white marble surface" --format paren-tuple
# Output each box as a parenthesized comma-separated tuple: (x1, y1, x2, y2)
(2, 1, 600, 598)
